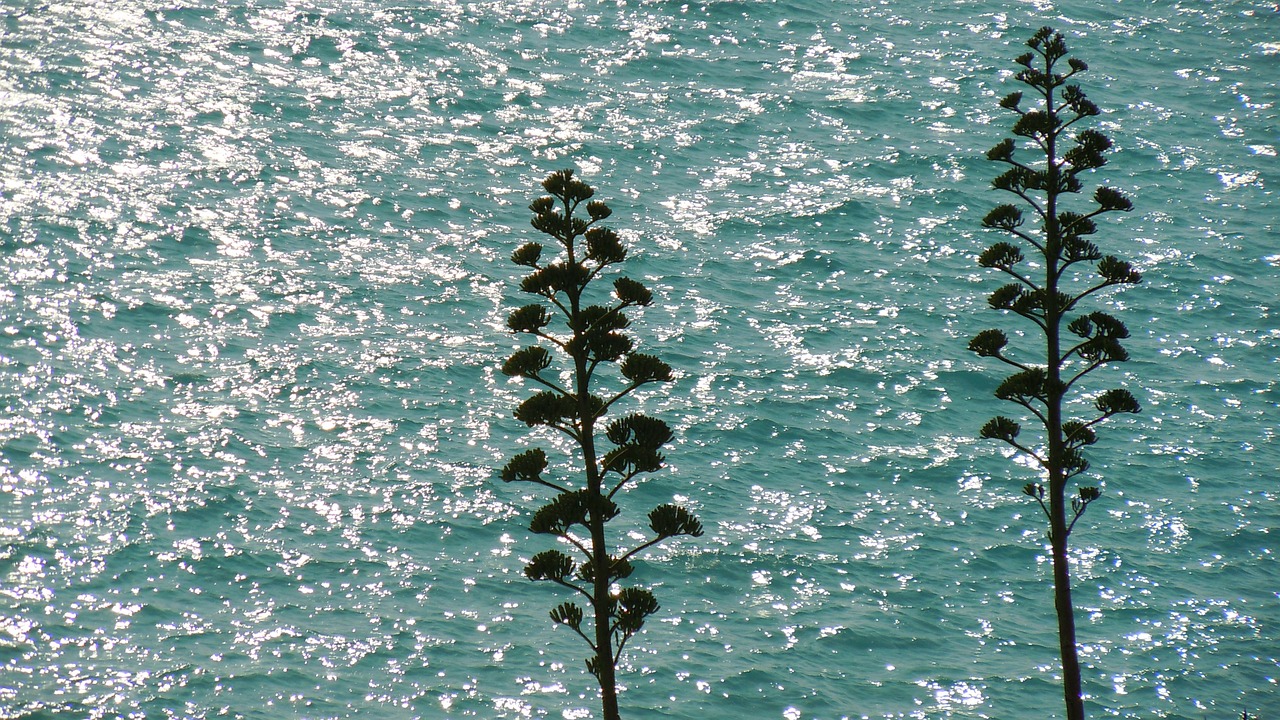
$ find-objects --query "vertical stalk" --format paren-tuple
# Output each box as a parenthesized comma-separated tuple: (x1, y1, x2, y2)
(578, 353, 620, 720)
(563, 219, 621, 720)
(1041, 52, 1086, 720)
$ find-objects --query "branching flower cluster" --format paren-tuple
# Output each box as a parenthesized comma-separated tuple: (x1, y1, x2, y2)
(500, 169, 702, 720)
(970, 27, 1141, 535)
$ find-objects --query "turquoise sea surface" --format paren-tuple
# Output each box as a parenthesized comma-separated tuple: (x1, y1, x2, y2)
(1, 1, 1277, 718)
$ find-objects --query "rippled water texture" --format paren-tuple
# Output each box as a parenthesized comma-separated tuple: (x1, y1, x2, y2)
(1, 1, 1277, 718)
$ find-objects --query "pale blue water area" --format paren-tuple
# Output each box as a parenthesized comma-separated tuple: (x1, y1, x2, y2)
(0, 0, 1277, 718)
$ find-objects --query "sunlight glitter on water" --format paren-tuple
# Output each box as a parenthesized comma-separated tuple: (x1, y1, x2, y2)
(2, 0, 1278, 717)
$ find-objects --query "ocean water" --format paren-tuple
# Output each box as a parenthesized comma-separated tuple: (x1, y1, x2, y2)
(0, 0, 1277, 718)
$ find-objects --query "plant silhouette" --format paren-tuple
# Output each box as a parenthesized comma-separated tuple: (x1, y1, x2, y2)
(500, 169, 703, 720)
(969, 27, 1142, 720)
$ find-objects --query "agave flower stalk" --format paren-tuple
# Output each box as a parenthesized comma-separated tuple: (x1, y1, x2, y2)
(970, 28, 1142, 720)
(500, 169, 702, 720)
